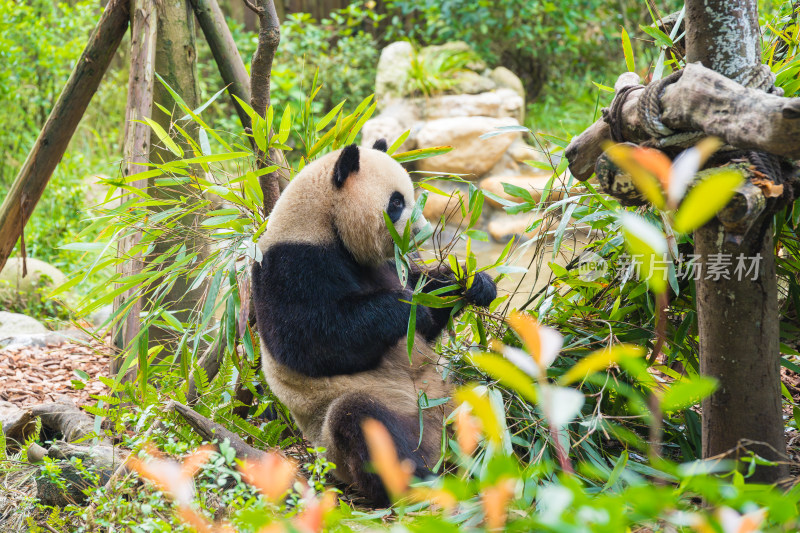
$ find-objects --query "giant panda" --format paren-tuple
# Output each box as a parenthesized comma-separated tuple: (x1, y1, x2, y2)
(251, 139, 497, 506)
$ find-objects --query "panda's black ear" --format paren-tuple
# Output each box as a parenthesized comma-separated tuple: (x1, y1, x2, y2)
(372, 138, 388, 152)
(333, 144, 360, 188)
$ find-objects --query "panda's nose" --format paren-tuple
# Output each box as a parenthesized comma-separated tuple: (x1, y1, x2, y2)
(411, 215, 429, 236)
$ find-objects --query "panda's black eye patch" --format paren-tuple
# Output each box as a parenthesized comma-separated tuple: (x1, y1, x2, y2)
(387, 191, 405, 223)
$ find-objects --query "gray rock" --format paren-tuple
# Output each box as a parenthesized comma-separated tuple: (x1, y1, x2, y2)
(0, 329, 91, 349)
(416, 116, 522, 178)
(448, 70, 497, 95)
(375, 41, 414, 107)
(0, 311, 48, 344)
(0, 257, 67, 300)
(421, 89, 524, 122)
(489, 67, 526, 101)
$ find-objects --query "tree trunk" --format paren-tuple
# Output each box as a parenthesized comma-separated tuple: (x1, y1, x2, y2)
(250, 0, 283, 214)
(147, 0, 207, 350)
(687, 0, 788, 482)
(0, 0, 129, 272)
(112, 0, 158, 376)
(188, 0, 252, 130)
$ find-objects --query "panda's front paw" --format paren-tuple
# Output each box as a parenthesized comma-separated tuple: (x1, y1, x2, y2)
(464, 272, 497, 307)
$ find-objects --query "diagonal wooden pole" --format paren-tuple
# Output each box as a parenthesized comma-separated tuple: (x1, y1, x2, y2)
(111, 0, 159, 376)
(188, 0, 253, 131)
(0, 0, 130, 272)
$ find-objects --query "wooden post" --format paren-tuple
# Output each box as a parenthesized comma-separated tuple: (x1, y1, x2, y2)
(145, 0, 206, 351)
(0, 0, 130, 272)
(686, 0, 788, 481)
(111, 0, 159, 375)
(188, 0, 253, 131)
(250, 0, 283, 213)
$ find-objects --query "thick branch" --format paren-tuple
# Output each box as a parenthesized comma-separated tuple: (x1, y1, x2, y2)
(189, 0, 252, 131)
(596, 156, 768, 241)
(250, 0, 282, 214)
(0, 0, 130, 271)
(167, 401, 266, 459)
(660, 64, 800, 156)
(565, 63, 800, 181)
(31, 397, 109, 444)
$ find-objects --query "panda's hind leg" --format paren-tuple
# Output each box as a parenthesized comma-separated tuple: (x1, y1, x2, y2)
(324, 393, 430, 507)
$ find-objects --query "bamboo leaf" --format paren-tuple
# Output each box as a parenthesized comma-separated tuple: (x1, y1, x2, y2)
(621, 27, 635, 72)
(278, 105, 292, 145)
(660, 376, 718, 412)
(673, 169, 744, 233)
(392, 146, 453, 164)
(142, 117, 183, 157)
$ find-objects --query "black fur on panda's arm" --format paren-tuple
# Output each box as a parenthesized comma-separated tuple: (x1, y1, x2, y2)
(404, 262, 497, 341)
(252, 242, 436, 378)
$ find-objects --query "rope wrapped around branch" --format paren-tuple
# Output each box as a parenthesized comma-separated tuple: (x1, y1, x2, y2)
(598, 64, 797, 221)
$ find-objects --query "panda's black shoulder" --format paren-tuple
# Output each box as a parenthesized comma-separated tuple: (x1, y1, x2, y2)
(251, 239, 405, 377)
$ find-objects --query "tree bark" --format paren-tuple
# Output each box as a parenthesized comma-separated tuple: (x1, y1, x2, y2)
(188, 0, 253, 130)
(250, 0, 283, 214)
(146, 0, 207, 351)
(0, 0, 129, 272)
(686, 0, 788, 482)
(112, 0, 159, 376)
(167, 401, 267, 459)
(564, 65, 800, 181)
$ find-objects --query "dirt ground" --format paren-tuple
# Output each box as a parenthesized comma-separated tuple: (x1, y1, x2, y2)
(0, 338, 111, 407)
(2, 331, 800, 467)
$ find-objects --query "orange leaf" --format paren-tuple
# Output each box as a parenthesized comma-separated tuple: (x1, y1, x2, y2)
(241, 452, 298, 501)
(362, 418, 413, 498)
(631, 146, 672, 191)
(507, 312, 541, 364)
(482, 478, 516, 530)
(129, 450, 201, 505)
(182, 445, 215, 478)
(175, 506, 217, 533)
(408, 487, 457, 511)
(257, 524, 287, 533)
(454, 407, 481, 456)
(293, 491, 337, 533)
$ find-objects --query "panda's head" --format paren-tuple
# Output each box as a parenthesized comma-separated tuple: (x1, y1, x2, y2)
(330, 139, 422, 265)
(262, 139, 424, 266)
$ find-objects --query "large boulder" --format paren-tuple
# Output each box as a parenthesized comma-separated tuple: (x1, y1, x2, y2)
(489, 67, 525, 101)
(360, 101, 419, 153)
(416, 117, 521, 178)
(0, 311, 48, 341)
(447, 70, 497, 95)
(422, 89, 524, 122)
(0, 257, 67, 300)
(375, 41, 414, 108)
